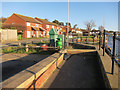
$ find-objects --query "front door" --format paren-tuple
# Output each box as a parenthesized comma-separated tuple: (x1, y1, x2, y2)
(36, 31, 39, 37)
(27, 31, 31, 38)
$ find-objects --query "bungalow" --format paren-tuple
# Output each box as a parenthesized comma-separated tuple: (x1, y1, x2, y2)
(35, 17, 62, 38)
(80, 29, 88, 36)
(4, 13, 46, 38)
(90, 29, 99, 35)
(76, 28, 83, 35)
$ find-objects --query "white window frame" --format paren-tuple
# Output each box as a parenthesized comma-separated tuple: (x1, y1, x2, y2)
(46, 25, 49, 28)
(43, 31, 45, 35)
(27, 22, 30, 26)
(47, 31, 49, 35)
(36, 24, 38, 27)
(52, 25, 54, 28)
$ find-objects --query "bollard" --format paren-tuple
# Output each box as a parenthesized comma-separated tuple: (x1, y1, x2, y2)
(86, 37, 87, 44)
(26, 44, 29, 52)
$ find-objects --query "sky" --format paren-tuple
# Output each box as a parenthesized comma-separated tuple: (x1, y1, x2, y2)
(1, 2, 118, 31)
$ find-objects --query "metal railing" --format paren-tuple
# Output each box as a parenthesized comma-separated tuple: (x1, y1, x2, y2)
(99, 29, 120, 74)
(71, 35, 99, 45)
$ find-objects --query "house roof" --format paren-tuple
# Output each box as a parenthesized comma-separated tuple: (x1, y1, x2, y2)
(63, 26, 72, 30)
(35, 17, 59, 26)
(13, 13, 42, 24)
(80, 29, 88, 32)
(76, 28, 81, 31)
(91, 29, 99, 32)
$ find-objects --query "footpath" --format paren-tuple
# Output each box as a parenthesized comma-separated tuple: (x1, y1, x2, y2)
(43, 51, 107, 88)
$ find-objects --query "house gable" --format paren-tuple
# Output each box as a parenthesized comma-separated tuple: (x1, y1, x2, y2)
(4, 14, 26, 26)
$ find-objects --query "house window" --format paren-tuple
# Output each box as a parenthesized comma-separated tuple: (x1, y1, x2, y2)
(36, 24, 38, 27)
(46, 25, 49, 28)
(47, 31, 49, 35)
(52, 25, 54, 28)
(27, 22, 30, 26)
(43, 31, 45, 36)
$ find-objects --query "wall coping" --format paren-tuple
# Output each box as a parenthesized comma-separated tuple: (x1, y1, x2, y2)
(2, 51, 65, 88)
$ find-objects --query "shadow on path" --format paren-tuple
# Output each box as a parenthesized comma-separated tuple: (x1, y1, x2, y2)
(47, 52, 107, 88)
(2, 54, 49, 82)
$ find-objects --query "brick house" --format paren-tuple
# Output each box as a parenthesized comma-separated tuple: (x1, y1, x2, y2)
(35, 17, 63, 38)
(4, 13, 46, 38)
(62, 26, 72, 35)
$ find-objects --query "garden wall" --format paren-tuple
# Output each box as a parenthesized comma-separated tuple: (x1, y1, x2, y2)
(2, 50, 66, 89)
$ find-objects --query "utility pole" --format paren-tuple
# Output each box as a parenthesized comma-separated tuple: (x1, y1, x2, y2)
(67, 0, 69, 47)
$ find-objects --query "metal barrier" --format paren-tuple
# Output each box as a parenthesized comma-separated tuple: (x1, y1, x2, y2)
(71, 36, 99, 45)
(99, 29, 120, 74)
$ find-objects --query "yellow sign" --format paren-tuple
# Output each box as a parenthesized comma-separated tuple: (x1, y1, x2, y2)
(63, 29, 66, 32)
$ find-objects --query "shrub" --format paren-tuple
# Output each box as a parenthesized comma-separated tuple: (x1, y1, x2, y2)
(2, 23, 26, 31)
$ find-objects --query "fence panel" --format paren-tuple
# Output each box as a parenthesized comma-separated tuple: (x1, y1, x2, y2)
(1, 29, 18, 42)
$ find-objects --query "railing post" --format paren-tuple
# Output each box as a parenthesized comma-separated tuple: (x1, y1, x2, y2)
(86, 37, 87, 44)
(103, 29, 105, 56)
(64, 32, 66, 48)
(77, 34, 78, 43)
(26, 44, 28, 52)
(72, 33, 73, 43)
(93, 37, 94, 45)
(18, 42, 21, 46)
(99, 31, 101, 50)
(81, 37, 82, 42)
(111, 32, 116, 74)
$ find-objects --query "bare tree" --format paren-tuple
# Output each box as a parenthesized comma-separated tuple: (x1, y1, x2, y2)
(98, 25, 104, 31)
(73, 24, 77, 29)
(85, 20, 96, 36)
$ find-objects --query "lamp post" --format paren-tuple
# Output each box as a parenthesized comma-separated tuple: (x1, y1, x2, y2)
(67, 0, 69, 47)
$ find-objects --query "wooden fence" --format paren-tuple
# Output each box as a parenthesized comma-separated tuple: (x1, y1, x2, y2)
(1, 29, 18, 42)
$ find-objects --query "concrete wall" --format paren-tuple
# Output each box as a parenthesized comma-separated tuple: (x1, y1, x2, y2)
(1, 29, 18, 42)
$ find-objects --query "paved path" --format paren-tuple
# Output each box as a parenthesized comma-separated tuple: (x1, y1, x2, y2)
(43, 51, 107, 88)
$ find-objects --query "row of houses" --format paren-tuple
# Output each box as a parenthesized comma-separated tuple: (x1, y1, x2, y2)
(4, 13, 64, 38)
(4, 13, 99, 38)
